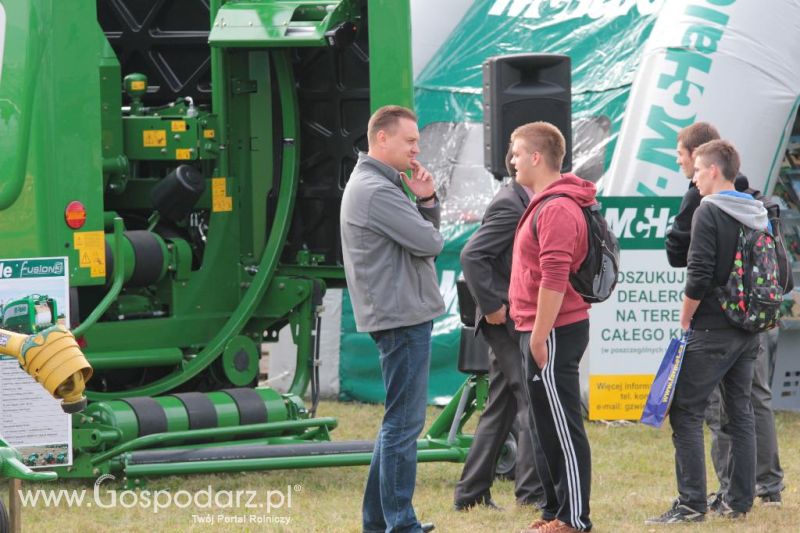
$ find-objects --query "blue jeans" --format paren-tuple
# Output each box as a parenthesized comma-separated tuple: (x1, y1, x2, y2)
(362, 321, 432, 533)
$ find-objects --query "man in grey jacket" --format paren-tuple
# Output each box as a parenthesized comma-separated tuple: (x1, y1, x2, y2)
(341, 105, 445, 533)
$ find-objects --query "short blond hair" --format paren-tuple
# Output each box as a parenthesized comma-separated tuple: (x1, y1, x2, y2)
(367, 105, 417, 145)
(510, 122, 566, 171)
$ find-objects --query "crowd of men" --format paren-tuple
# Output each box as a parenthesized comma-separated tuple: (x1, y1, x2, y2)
(340, 106, 784, 533)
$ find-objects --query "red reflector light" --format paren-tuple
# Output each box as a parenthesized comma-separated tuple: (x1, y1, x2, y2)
(65, 201, 87, 229)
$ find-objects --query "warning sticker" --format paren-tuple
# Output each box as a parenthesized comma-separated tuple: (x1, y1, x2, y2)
(143, 130, 166, 148)
(212, 178, 233, 212)
(203, 129, 216, 139)
(171, 121, 187, 132)
(73, 231, 106, 278)
(176, 149, 192, 160)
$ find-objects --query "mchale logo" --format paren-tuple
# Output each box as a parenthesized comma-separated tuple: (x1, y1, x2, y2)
(488, 0, 664, 20)
(604, 206, 675, 240)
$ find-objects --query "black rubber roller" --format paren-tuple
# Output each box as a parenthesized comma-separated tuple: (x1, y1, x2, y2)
(223, 388, 268, 425)
(124, 230, 166, 287)
(121, 397, 169, 437)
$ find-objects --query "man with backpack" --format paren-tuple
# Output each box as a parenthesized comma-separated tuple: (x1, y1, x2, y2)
(508, 122, 599, 533)
(707, 176, 787, 510)
(647, 140, 765, 524)
(664, 122, 786, 512)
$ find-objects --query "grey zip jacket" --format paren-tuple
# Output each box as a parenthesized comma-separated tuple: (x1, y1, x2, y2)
(341, 153, 446, 332)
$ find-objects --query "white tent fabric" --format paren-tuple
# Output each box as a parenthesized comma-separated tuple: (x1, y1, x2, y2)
(604, 0, 800, 196)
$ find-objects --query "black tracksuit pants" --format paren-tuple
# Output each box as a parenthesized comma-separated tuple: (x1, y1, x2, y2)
(519, 320, 591, 531)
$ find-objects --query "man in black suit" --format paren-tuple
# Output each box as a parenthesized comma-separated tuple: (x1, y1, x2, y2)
(454, 156, 544, 511)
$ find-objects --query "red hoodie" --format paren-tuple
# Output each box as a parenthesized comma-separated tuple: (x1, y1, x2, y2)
(509, 174, 597, 331)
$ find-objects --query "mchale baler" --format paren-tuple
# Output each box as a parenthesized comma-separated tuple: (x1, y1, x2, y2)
(0, 0, 492, 485)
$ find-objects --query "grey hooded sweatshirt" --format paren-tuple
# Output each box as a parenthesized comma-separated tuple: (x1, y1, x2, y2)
(685, 191, 768, 329)
(340, 153, 446, 332)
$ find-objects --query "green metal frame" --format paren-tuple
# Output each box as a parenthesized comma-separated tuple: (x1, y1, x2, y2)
(0, 0, 491, 482)
(0, 439, 56, 482)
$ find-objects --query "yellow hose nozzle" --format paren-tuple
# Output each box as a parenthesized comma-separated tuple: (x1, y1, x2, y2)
(0, 325, 92, 413)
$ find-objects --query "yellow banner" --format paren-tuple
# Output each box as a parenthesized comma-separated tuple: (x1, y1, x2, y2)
(588, 374, 654, 420)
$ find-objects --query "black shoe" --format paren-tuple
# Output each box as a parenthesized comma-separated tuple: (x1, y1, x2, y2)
(759, 493, 782, 508)
(453, 495, 502, 512)
(644, 500, 705, 524)
(708, 492, 723, 513)
(421, 523, 435, 532)
(715, 498, 748, 519)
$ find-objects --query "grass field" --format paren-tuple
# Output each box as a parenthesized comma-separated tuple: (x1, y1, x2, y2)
(2, 400, 798, 532)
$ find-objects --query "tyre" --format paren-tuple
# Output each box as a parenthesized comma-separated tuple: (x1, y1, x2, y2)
(495, 432, 517, 481)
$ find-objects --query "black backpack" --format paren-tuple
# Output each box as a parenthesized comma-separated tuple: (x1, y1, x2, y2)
(532, 195, 620, 303)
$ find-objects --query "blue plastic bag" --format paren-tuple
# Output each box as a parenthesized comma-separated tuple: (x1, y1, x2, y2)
(640, 331, 690, 428)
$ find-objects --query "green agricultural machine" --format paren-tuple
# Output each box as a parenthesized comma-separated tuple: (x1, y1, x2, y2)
(0, 0, 488, 488)
(0, 294, 58, 334)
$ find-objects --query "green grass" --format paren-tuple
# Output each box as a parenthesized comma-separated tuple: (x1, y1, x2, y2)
(2, 401, 798, 532)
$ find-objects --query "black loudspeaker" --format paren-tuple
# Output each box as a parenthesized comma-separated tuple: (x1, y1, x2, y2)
(458, 326, 490, 375)
(456, 276, 476, 327)
(483, 54, 572, 179)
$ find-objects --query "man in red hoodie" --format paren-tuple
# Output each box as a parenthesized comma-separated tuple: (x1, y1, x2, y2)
(508, 122, 597, 533)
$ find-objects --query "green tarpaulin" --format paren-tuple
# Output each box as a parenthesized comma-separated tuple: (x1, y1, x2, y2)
(340, 0, 662, 403)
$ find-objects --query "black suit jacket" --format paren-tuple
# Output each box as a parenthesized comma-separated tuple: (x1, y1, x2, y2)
(460, 179, 530, 329)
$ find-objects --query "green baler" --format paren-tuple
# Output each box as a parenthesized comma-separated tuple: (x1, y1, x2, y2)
(0, 0, 487, 483)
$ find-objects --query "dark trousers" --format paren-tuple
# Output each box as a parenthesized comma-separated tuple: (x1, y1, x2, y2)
(669, 328, 757, 514)
(454, 320, 544, 505)
(520, 320, 592, 532)
(706, 329, 783, 498)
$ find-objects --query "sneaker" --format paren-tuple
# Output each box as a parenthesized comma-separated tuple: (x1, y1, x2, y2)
(759, 493, 782, 508)
(715, 498, 747, 519)
(519, 519, 580, 533)
(707, 492, 723, 513)
(531, 520, 580, 533)
(644, 500, 705, 524)
(518, 518, 552, 533)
